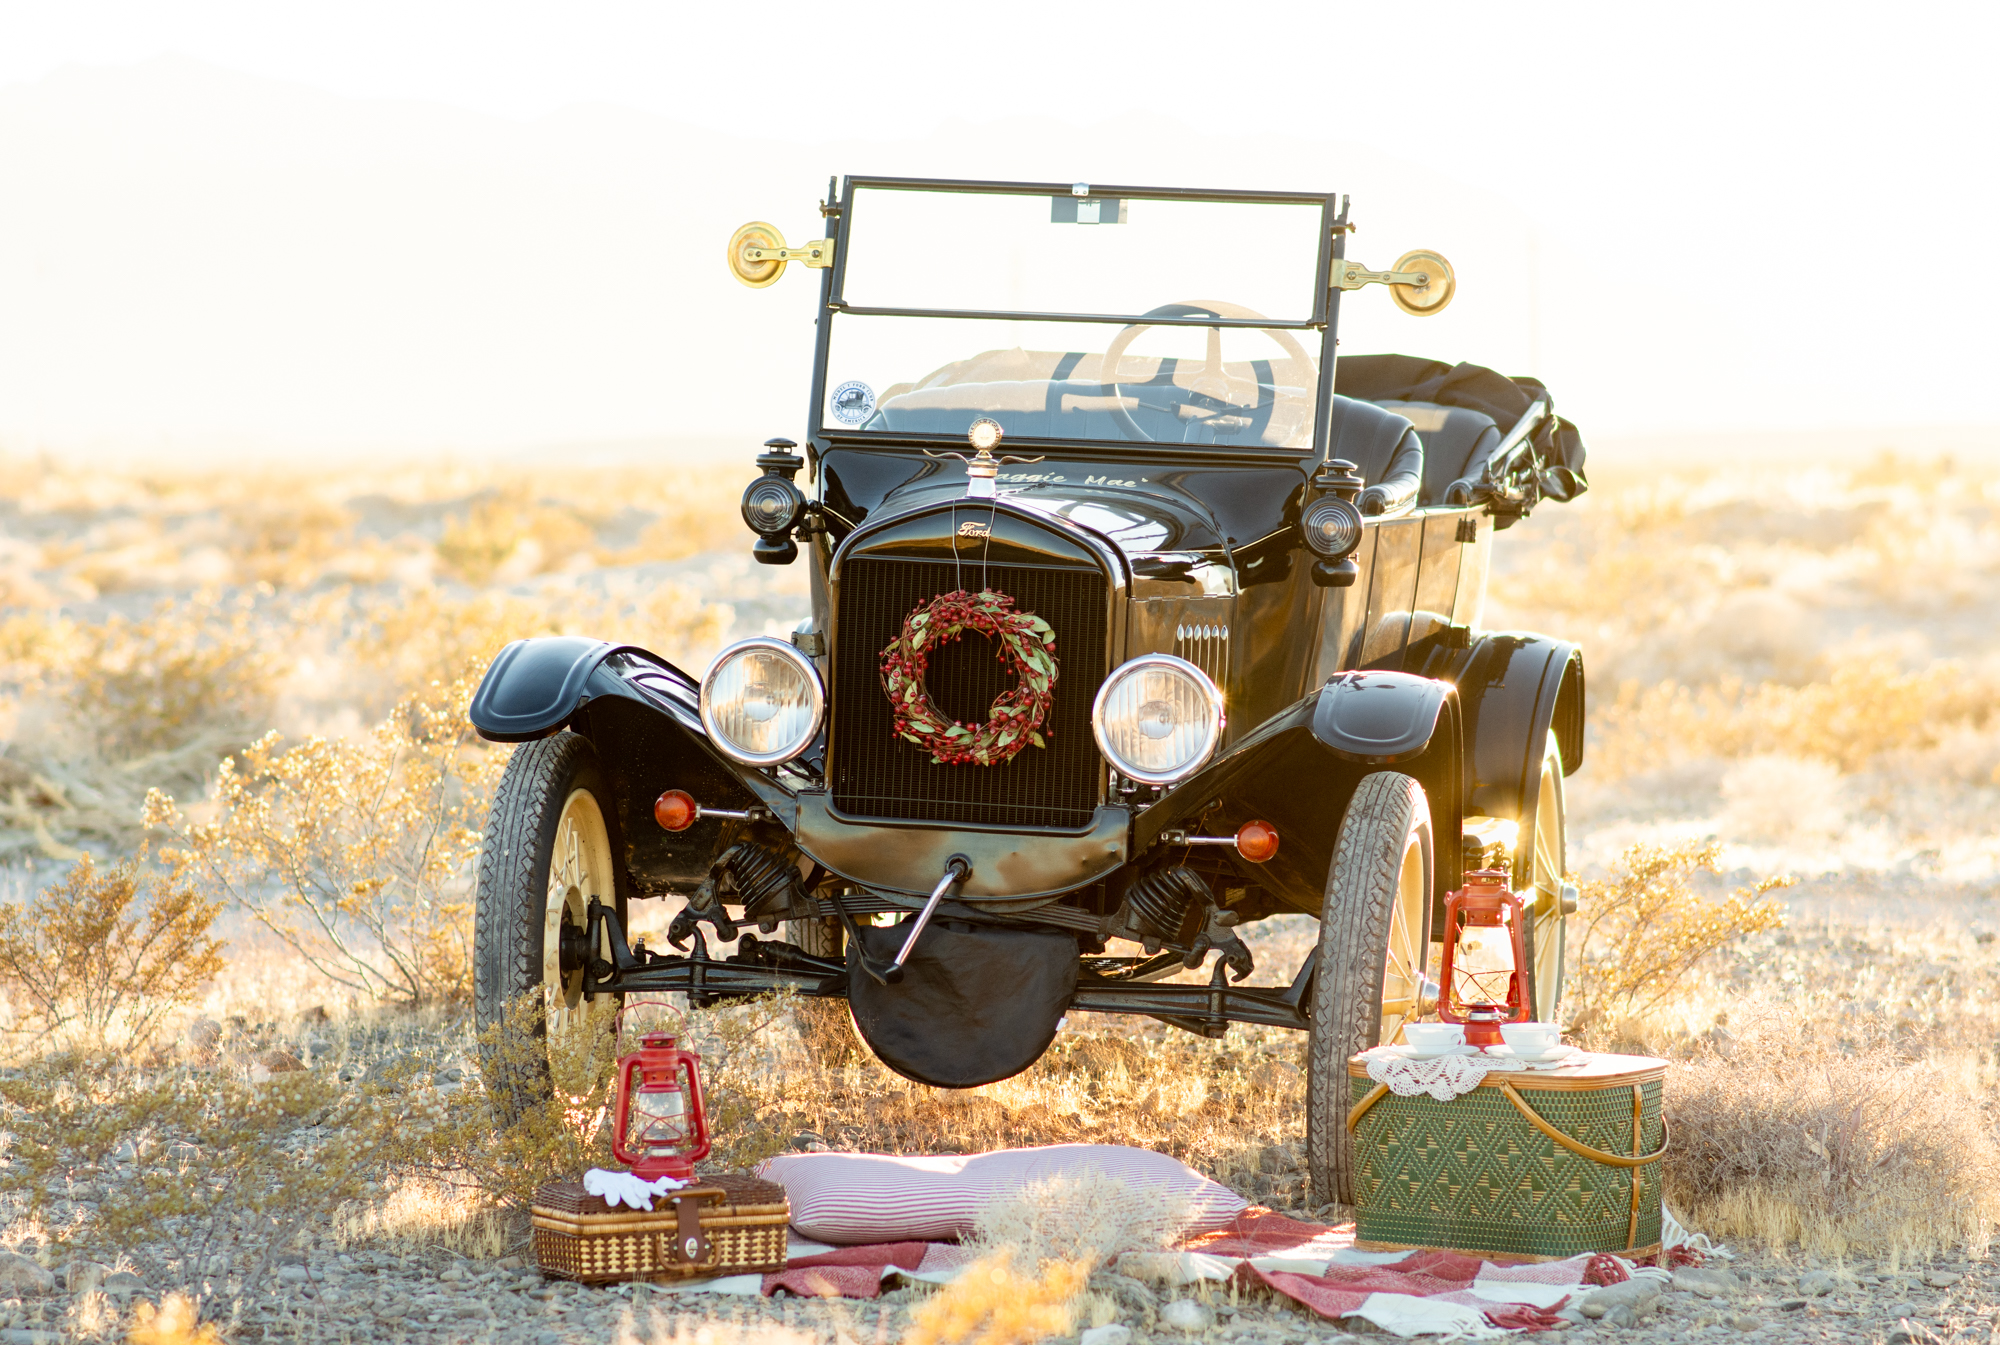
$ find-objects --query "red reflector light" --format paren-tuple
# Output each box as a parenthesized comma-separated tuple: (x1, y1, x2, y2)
(1236, 819, 1280, 863)
(654, 789, 697, 832)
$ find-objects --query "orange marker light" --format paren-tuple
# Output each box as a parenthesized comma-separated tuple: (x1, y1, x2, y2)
(654, 789, 697, 832)
(1236, 819, 1280, 863)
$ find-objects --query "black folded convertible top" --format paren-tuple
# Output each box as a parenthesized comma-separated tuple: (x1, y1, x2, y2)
(1336, 354, 1587, 503)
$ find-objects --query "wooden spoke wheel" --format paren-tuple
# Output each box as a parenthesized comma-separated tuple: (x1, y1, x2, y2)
(1307, 771, 1435, 1207)
(1517, 731, 1569, 1024)
(474, 732, 629, 1119)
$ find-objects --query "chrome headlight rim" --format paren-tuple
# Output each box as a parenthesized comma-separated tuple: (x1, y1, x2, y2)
(1301, 494, 1364, 558)
(698, 636, 826, 767)
(1090, 652, 1225, 787)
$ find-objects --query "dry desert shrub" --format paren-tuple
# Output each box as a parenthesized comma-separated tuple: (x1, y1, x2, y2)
(1589, 658, 1998, 785)
(1566, 841, 1789, 1037)
(65, 591, 276, 764)
(1663, 1009, 2000, 1258)
(905, 1250, 1096, 1345)
(0, 852, 225, 1049)
(0, 1047, 380, 1319)
(144, 670, 501, 1007)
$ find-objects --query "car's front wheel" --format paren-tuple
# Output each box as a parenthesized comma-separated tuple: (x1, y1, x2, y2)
(473, 732, 628, 1120)
(1305, 771, 1434, 1208)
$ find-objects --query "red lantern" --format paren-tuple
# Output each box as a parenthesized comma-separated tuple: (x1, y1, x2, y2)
(1437, 868, 1531, 1047)
(610, 1011, 712, 1182)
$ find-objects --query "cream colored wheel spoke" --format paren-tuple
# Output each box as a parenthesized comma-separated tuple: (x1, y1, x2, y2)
(543, 789, 615, 1040)
(1380, 833, 1429, 1044)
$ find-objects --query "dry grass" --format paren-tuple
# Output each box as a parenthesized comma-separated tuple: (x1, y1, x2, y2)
(1663, 1009, 2000, 1259)
(3, 445, 2000, 1294)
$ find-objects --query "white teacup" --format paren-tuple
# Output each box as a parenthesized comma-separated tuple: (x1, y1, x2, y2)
(1499, 1022, 1563, 1055)
(1402, 1023, 1467, 1055)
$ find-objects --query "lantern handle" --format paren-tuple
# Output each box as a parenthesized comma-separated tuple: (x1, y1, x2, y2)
(610, 999, 689, 1050)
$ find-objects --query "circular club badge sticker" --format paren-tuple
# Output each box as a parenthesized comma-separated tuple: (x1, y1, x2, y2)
(830, 380, 876, 425)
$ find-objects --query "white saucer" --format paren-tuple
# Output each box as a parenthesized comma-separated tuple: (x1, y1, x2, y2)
(1399, 1043, 1476, 1062)
(1489, 1044, 1578, 1064)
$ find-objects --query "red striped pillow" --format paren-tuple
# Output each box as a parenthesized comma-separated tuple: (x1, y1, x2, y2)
(755, 1144, 1247, 1244)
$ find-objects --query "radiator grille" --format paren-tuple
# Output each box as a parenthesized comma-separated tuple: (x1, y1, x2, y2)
(832, 556, 1107, 829)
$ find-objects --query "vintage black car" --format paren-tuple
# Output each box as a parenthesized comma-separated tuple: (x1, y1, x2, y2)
(468, 176, 1589, 1204)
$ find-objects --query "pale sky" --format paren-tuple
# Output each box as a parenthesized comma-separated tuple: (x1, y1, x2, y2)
(1, 1, 1994, 458)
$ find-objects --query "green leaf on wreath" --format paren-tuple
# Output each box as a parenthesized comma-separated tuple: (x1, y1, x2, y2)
(1029, 731, 1046, 749)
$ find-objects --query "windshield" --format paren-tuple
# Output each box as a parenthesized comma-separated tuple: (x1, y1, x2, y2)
(820, 183, 1331, 450)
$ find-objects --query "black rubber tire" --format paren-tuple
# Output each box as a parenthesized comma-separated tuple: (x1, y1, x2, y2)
(1517, 730, 1569, 1024)
(473, 732, 629, 1119)
(1306, 771, 1434, 1208)
(788, 915, 856, 1067)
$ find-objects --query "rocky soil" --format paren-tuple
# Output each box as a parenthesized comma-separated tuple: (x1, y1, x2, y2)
(0, 1232, 1987, 1343)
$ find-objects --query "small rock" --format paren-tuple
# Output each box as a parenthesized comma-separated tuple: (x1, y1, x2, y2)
(1673, 1267, 1741, 1298)
(184, 1017, 223, 1059)
(277, 1265, 309, 1284)
(1885, 1299, 1918, 1318)
(1081, 1327, 1132, 1345)
(1798, 1269, 1838, 1296)
(1159, 1299, 1215, 1333)
(1, 1329, 62, 1345)
(1888, 1327, 1939, 1345)
(1777, 1297, 1807, 1311)
(497, 1256, 525, 1270)
(438, 1265, 465, 1283)
(1578, 1302, 1607, 1319)
(1097, 1271, 1159, 1319)
(0, 1253, 55, 1296)
(251, 1048, 307, 1082)
(100, 1270, 145, 1300)
(1580, 1278, 1662, 1311)
(1605, 1304, 1639, 1328)
(1727, 1312, 1761, 1330)
(64, 1261, 108, 1295)
(1923, 1270, 1960, 1288)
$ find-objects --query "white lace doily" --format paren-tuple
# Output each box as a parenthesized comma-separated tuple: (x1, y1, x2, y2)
(1359, 1044, 1587, 1100)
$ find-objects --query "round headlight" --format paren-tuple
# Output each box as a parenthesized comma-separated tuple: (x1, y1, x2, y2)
(1302, 495, 1363, 558)
(699, 638, 825, 766)
(1091, 654, 1224, 786)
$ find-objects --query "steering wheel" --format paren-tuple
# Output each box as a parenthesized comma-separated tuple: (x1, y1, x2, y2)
(1099, 300, 1314, 444)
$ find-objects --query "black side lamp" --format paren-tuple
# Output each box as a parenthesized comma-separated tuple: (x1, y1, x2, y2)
(1305, 458, 1365, 588)
(741, 437, 807, 565)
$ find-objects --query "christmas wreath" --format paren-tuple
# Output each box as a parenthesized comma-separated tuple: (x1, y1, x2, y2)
(879, 588, 1059, 766)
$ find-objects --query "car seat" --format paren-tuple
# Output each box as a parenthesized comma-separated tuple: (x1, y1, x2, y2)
(1374, 402, 1502, 507)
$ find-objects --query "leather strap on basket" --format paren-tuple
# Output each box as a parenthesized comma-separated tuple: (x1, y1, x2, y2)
(667, 1193, 712, 1266)
(1496, 1081, 1670, 1168)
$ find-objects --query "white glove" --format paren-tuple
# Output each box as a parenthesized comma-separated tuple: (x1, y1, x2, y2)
(583, 1168, 688, 1211)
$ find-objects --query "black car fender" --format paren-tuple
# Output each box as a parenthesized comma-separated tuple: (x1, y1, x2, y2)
(1421, 632, 1584, 823)
(1134, 671, 1463, 923)
(470, 637, 797, 893)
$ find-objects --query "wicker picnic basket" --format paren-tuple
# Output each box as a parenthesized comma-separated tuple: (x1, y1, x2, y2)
(1346, 1051, 1669, 1261)
(531, 1173, 790, 1284)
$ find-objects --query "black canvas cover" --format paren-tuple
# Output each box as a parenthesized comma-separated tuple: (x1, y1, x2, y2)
(1335, 354, 1589, 502)
(848, 921, 1078, 1088)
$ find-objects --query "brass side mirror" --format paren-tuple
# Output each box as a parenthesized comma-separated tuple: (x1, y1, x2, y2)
(1333, 249, 1456, 316)
(726, 222, 836, 288)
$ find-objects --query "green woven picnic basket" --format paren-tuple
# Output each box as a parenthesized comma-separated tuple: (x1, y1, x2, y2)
(1346, 1052, 1668, 1261)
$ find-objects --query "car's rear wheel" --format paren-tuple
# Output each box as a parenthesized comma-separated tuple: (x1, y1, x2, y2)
(1306, 771, 1434, 1207)
(788, 914, 855, 1066)
(474, 732, 629, 1120)
(1516, 731, 1569, 1024)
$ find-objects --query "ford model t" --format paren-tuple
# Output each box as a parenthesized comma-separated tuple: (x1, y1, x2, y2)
(469, 176, 1589, 1203)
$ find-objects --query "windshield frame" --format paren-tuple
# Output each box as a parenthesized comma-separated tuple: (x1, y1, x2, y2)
(807, 175, 1345, 462)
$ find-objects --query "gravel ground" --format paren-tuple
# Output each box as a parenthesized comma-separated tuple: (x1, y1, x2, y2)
(0, 1234, 1987, 1343)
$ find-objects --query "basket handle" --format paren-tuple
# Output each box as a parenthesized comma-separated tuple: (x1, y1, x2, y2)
(1498, 1082, 1670, 1167)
